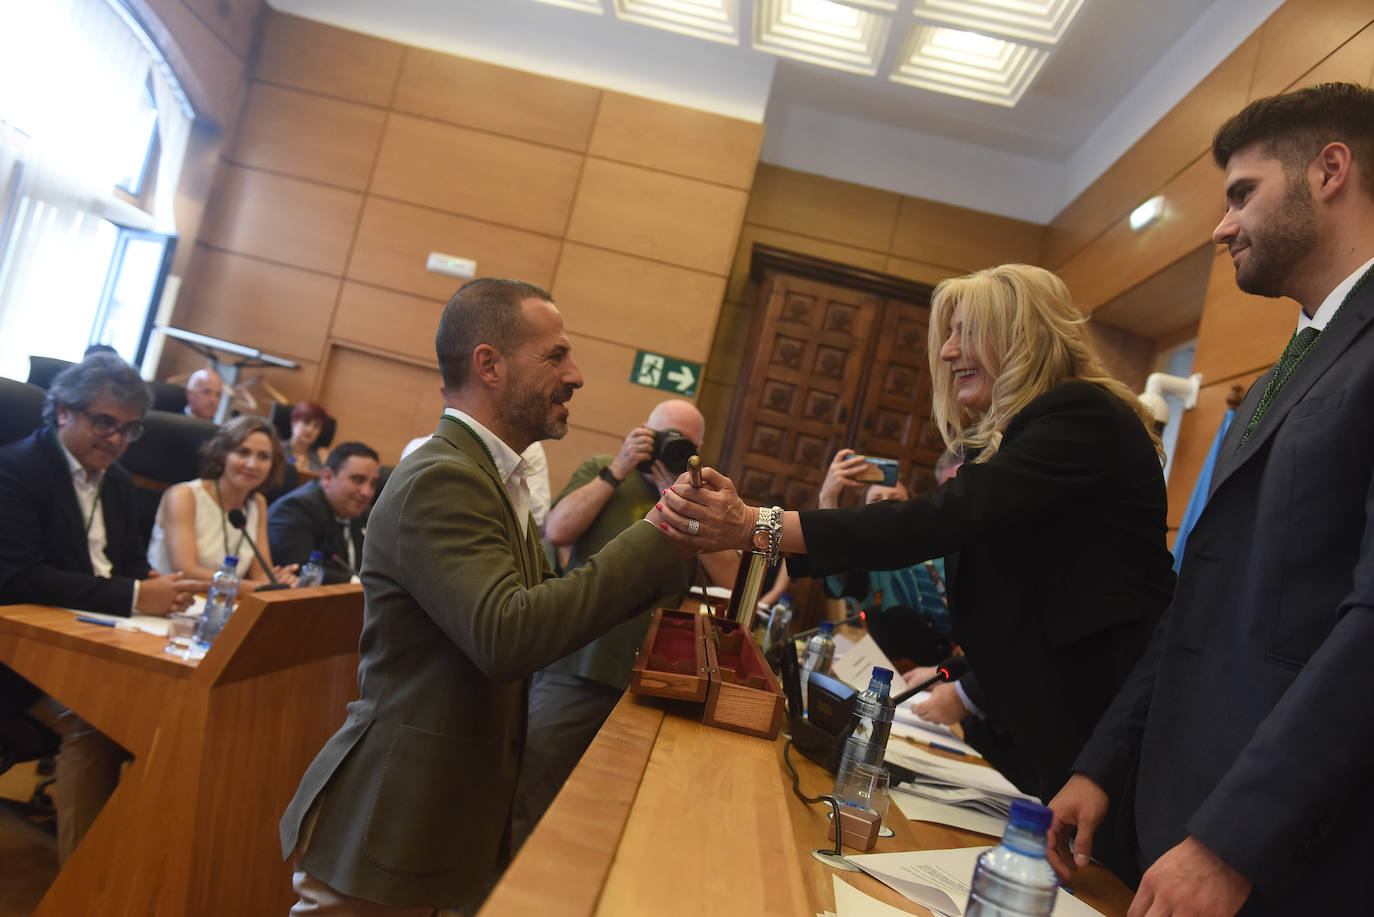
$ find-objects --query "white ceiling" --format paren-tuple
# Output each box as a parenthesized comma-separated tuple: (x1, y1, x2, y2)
(267, 0, 1283, 224)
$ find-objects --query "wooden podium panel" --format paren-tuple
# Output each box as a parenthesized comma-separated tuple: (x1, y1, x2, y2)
(0, 584, 364, 916)
(484, 692, 1135, 917)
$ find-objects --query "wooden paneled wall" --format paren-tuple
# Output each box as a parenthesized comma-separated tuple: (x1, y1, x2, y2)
(131, 0, 260, 129)
(1037, 0, 1374, 531)
(699, 164, 1160, 465)
(164, 10, 763, 487)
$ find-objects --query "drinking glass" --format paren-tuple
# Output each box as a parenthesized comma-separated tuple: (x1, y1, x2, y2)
(834, 762, 892, 838)
(163, 612, 200, 659)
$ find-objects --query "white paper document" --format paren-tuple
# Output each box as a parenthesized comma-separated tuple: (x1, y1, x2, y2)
(889, 788, 1007, 838)
(847, 848, 1105, 917)
(885, 741, 1036, 802)
(831, 633, 899, 690)
(61, 594, 205, 638)
(832, 874, 927, 917)
(891, 696, 981, 758)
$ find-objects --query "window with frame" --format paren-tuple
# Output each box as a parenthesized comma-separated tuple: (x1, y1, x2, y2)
(0, 0, 190, 382)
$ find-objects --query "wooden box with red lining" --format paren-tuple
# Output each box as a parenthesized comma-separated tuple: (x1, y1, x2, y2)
(629, 608, 785, 740)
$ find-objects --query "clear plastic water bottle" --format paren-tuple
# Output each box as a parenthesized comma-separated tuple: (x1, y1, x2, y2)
(965, 799, 1059, 916)
(800, 620, 836, 716)
(763, 593, 793, 651)
(834, 666, 895, 795)
(297, 551, 325, 588)
(193, 556, 240, 652)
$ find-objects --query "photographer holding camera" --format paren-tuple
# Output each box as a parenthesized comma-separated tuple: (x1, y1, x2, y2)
(511, 399, 736, 851)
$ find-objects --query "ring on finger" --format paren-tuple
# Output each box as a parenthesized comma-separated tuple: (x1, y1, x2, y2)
(687, 519, 701, 536)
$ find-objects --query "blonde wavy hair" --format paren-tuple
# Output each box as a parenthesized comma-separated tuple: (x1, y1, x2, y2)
(926, 264, 1161, 463)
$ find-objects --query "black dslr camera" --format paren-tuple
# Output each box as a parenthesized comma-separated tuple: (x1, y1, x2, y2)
(638, 428, 698, 477)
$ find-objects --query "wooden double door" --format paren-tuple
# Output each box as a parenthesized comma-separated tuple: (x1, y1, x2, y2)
(722, 249, 946, 516)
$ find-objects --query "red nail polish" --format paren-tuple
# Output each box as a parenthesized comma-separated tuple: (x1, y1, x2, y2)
(656, 503, 663, 512)
(659, 523, 669, 531)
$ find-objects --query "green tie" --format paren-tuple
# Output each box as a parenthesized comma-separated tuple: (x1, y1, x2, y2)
(1242, 266, 1374, 443)
(1243, 325, 1320, 442)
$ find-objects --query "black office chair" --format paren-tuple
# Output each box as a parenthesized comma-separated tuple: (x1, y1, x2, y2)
(148, 380, 189, 415)
(118, 410, 218, 544)
(26, 356, 74, 391)
(0, 377, 45, 446)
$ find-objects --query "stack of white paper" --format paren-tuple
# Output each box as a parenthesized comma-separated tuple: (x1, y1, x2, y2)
(848, 848, 1105, 917)
(890, 695, 981, 758)
(882, 740, 1038, 837)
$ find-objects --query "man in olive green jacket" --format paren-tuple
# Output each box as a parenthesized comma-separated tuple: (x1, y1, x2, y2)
(280, 278, 691, 913)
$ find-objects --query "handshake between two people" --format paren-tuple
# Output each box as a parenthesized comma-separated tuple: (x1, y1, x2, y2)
(645, 465, 760, 559)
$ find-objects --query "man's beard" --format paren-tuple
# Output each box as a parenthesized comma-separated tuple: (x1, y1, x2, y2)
(1234, 176, 1319, 298)
(507, 376, 574, 443)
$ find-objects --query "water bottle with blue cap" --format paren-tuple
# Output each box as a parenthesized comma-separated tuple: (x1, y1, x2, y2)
(965, 798, 1060, 916)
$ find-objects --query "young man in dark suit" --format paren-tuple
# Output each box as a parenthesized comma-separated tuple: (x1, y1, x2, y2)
(279, 278, 696, 914)
(0, 353, 196, 863)
(1049, 82, 1374, 916)
(268, 441, 381, 584)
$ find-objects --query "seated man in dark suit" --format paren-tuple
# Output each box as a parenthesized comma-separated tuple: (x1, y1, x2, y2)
(0, 353, 196, 864)
(267, 441, 380, 584)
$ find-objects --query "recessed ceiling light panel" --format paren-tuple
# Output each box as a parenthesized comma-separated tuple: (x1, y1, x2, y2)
(530, 0, 606, 13)
(911, 0, 1087, 46)
(825, 0, 897, 10)
(890, 24, 1047, 106)
(612, 0, 740, 45)
(754, 0, 892, 75)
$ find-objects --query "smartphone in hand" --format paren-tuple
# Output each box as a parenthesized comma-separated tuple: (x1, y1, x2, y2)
(855, 456, 899, 486)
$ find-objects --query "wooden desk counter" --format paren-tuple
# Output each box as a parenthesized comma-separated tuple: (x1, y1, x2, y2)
(485, 693, 1134, 917)
(0, 584, 364, 917)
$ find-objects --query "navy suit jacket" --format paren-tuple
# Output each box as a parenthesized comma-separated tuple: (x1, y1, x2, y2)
(0, 428, 150, 616)
(268, 481, 363, 585)
(1076, 270, 1374, 913)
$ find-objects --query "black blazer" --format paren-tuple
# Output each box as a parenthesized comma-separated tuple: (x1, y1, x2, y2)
(267, 481, 363, 585)
(790, 381, 1174, 807)
(1077, 273, 1374, 914)
(0, 428, 150, 616)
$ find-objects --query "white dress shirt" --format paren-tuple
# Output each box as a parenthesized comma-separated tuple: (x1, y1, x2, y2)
(442, 408, 532, 537)
(59, 438, 140, 610)
(58, 439, 112, 578)
(1299, 255, 1374, 333)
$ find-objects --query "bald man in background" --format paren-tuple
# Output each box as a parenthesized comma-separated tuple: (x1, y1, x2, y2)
(183, 368, 222, 421)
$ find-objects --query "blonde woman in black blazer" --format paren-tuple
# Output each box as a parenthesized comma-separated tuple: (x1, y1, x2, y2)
(662, 264, 1175, 878)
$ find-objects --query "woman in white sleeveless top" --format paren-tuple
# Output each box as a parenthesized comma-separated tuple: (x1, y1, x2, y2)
(148, 415, 298, 589)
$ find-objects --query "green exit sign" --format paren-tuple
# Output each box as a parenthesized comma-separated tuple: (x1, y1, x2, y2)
(630, 351, 701, 396)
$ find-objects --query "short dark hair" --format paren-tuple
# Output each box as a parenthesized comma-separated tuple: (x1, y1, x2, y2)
(435, 277, 551, 390)
(44, 353, 150, 426)
(1213, 82, 1374, 196)
(199, 415, 285, 494)
(324, 441, 379, 473)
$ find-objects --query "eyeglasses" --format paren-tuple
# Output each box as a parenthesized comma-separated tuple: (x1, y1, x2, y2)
(75, 408, 145, 441)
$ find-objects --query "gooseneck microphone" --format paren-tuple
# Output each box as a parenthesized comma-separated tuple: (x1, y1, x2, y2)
(890, 654, 971, 707)
(328, 551, 361, 581)
(226, 509, 290, 591)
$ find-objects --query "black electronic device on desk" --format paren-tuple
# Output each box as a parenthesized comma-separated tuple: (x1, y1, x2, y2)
(779, 641, 854, 773)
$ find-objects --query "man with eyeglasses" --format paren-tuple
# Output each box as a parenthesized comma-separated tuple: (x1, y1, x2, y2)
(0, 352, 197, 865)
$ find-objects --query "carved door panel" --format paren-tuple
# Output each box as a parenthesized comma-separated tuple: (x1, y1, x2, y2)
(725, 274, 880, 511)
(851, 300, 946, 494)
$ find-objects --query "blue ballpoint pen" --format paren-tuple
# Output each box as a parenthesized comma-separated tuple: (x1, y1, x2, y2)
(75, 616, 136, 631)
